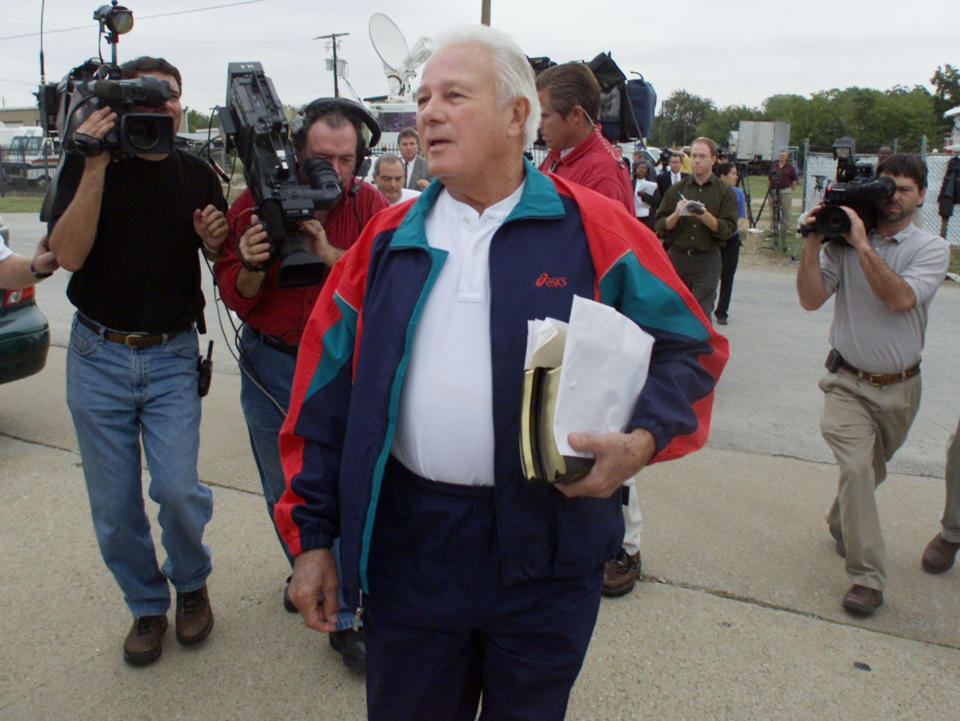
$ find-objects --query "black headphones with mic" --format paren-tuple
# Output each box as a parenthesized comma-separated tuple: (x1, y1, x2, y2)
(290, 97, 382, 177)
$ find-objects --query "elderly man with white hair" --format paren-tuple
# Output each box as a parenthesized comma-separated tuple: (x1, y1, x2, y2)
(276, 24, 727, 720)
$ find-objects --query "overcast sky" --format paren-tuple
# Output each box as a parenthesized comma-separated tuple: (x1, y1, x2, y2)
(0, 0, 955, 122)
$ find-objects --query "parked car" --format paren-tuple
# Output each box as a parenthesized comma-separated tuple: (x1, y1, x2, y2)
(0, 214, 51, 384)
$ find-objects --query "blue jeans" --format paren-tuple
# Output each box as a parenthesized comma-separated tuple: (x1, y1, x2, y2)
(66, 314, 212, 618)
(239, 325, 355, 630)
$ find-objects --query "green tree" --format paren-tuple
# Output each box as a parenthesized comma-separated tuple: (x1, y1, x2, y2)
(653, 90, 715, 147)
(696, 104, 762, 149)
(184, 108, 219, 131)
(931, 64, 960, 137)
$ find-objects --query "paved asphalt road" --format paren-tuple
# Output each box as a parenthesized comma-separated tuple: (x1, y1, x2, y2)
(5, 210, 960, 478)
(2, 211, 959, 720)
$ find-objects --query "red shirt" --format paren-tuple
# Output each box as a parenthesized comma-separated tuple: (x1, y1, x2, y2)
(213, 181, 388, 343)
(538, 125, 633, 213)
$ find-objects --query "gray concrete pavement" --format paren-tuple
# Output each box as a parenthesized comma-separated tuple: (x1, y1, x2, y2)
(2, 213, 959, 719)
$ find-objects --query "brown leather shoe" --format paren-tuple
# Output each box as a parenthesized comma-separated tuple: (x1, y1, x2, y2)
(841, 584, 883, 616)
(921, 534, 960, 574)
(602, 549, 641, 597)
(175, 585, 214, 645)
(829, 526, 846, 558)
(123, 615, 168, 666)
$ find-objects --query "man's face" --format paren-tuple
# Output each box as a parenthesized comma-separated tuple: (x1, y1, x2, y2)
(133, 70, 181, 134)
(690, 142, 715, 178)
(878, 173, 925, 225)
(537, 92, 579, 151)
(722, 166, 738, 186)
(374, 159, 404, 204)
(303, 120, 358, 190)
(398, 136, 419, 162)
(779, 150, 788, 165)
(416, 43, 522, 188)
(668, 155, 681, 173)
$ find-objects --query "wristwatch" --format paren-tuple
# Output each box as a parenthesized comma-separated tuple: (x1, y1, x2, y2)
(30, 262, 53, 279)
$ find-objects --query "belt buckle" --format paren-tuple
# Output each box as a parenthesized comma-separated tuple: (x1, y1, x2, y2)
(124, 333, 150, 349)
(867, 373, 885, 386)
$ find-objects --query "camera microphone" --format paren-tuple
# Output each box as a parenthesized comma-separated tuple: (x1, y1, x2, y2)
(87, 76, 171, 107)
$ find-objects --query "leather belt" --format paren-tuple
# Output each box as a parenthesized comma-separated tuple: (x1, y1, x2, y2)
(249, 327, 299, 358)
(671, 247, 716, 256)
(78, 314, 180, 349)
(838, 357, 920, 386)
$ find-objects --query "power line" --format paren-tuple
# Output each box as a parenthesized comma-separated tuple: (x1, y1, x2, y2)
(0, 0, 266, 41)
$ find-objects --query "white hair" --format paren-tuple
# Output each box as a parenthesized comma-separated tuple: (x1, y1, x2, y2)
(432, 25, 540, 147)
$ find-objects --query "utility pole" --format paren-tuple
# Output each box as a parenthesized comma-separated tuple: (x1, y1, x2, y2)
(315, 32, 349, 98)
(481, 0, 491, 25)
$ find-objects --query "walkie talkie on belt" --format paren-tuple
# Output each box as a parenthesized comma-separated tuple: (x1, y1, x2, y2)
(198, 340, 214, 397)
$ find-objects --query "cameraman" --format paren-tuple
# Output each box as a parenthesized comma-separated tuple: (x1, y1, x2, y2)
(212, 99, 387, 669)
(769, 149, 798, 231)
(47, 56, 227, 666)
(797, 153, 949, 616)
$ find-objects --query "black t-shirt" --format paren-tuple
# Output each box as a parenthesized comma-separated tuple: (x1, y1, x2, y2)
(54, 150, 225, 332)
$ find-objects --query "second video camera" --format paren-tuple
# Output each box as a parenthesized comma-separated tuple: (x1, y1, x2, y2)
(40, 60, 175, 157)
(810, 137, 894, 242)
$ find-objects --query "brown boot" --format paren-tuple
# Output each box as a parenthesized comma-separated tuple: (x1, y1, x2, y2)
(602, 549, 641, 597)
(921, 534, 960, 574)
(123, 615, 168, 666)
(175, 585, 214, 646)
(841, 584, 883, 616)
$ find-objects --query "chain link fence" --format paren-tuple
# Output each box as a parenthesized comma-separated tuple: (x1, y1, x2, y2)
(802, 153, 960, 244)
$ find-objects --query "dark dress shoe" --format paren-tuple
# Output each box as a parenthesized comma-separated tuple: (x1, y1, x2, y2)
(602, 549, 641, 597)
(715, 314, 728, 326)
(123, 615, 167, 666)
(829, 526, 846, 558)
(176, 585, 214, 645)
(330, 628, 365, 670)
(842, 584, 883, 616)
(921, 534, 960, 574)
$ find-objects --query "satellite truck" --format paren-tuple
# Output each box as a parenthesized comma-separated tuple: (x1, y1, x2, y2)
(730, 120, 791, 167)
(363, 13, 431, 149)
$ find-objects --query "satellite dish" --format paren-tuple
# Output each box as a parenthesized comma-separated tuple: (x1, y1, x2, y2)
(368, 12, 431, 101)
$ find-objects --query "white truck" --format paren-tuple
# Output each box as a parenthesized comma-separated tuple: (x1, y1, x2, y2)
(0, 127, 57, 186)
(733, 120, 790, 163)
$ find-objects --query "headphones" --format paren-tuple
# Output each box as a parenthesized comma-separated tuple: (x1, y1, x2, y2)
(290, 97, 382, 177)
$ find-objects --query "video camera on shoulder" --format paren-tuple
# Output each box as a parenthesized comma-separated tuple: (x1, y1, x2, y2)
(36, 3, 174, 158)
(217, 62, 342, 288)
(809, 137, 894, 243)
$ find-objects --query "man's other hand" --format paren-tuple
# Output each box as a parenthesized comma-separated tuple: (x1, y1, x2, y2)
(193, 204, 227, 250)
(32, 235, 59, 276)
(556, 428, 656, 499)
(238, 214, 271, 267)
(289, 548, 340, 633)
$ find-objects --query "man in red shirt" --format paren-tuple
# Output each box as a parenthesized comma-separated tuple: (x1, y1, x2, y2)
(212, 98, 387, 669)
(536, 61, 644, 597)
(535, 62, 633, 214)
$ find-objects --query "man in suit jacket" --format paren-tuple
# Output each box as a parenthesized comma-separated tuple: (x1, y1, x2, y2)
(398, 126, 431, 190)
(656, 152, 687, 197)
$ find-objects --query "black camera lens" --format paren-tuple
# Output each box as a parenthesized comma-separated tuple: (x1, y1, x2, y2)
(816, 205, 851, 237)
(125, 116, 161, 152)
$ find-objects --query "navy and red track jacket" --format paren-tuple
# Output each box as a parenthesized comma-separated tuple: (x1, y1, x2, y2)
(275, 159, 728, 611)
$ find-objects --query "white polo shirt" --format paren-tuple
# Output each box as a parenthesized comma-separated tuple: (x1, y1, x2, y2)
(390, 181, 525, 486)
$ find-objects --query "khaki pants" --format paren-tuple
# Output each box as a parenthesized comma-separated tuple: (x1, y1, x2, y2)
(940, 418, 960, 543)
(820, 369, 921, 590)
(778, 188, 793, 232)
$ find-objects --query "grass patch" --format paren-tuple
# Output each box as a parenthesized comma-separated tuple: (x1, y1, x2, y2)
(0, 195, 44, 214)
(950, 246, 960, 276)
